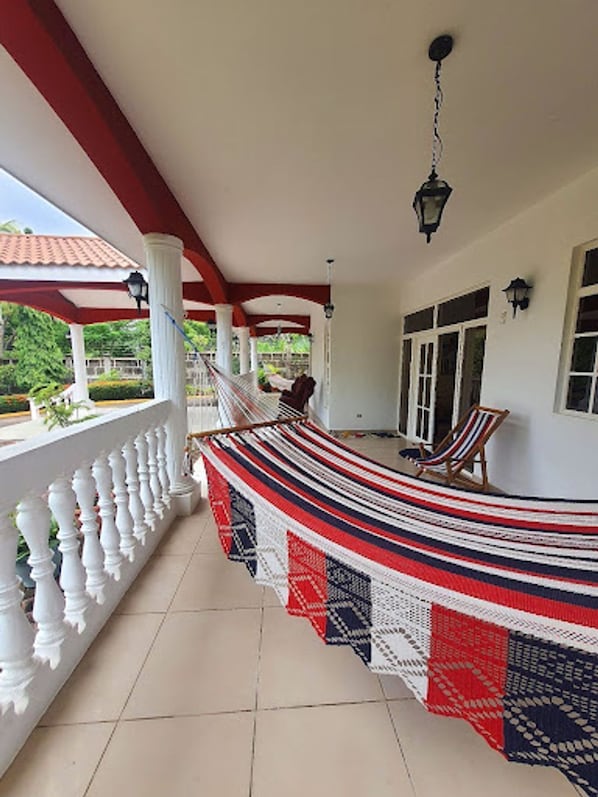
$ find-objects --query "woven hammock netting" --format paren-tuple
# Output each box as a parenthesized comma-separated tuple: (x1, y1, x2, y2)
(186, 352, 304, 435)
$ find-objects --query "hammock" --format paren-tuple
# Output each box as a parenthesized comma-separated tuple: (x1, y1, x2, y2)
(195, 419, 598, 796)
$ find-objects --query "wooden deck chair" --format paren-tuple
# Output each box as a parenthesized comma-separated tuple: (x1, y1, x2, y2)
(399, 405, 510, 491)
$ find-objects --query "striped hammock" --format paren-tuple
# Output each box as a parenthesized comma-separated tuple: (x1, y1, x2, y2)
(197, 419, 598, 796)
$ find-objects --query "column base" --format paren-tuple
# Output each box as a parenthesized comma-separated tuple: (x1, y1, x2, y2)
(170, 479, 202, 516)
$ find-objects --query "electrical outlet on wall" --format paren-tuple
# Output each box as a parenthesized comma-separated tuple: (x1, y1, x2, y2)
(357, 413, 362, 418)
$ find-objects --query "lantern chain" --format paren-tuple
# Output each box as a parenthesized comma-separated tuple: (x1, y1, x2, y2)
(430, 61, 444, 174)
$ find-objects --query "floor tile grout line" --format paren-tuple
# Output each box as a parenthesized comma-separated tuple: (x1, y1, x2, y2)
(248, 604, 265, 797)
(83, 508, 206, 795)
(384, 699, 418, 797)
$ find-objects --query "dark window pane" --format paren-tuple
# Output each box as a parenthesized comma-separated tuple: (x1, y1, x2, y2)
(422, 409, 429, 441)
(434, 332, 459, 446)
(582, 249, 598, 287)
(459, 326, 487, 417)
(426, 342, 434, 374)
(576, 294, 598, 333)
(438, 287, 489, 327)
(399, 339, 412, 435)
(418, 378, 423, 404)
(571, 337, 597, 373)
(417, 408, 423, 436)
(404, 307, 434, 334)
(566, 375, 591, 411)
(419, 345, 425, 371)
(424, 376, 431, 406)
(593, 386, 598, 415)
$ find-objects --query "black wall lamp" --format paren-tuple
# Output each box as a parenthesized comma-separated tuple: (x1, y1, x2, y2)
(503, 277, 531, 317)
(123, 271, 149, 314)
(413, 34, 454, 243)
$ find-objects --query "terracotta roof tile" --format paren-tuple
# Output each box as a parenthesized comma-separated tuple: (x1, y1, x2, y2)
(0, 234, 138, 269)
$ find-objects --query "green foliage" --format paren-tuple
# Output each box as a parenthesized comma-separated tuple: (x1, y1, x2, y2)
(0, 394, 29, 414)
(257, 333, 310, 353)
(182, 320, 213, 353)
(11, 306, 68, 391)
(0, 220, 22, 233)
(0, 364, 17, 393)
(88, 379, 154, 401)
(83, 320, 150, 358)
(28, 382, 94, 430)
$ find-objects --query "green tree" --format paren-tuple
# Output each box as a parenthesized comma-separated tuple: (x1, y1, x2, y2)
(0, 220, 21, 233)
(12, 306, 68, 391)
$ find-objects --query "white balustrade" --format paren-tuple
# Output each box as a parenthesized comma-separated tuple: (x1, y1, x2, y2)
(73, 464, 107, 604)
(109, 448, 136, 562)
(135, 431, 157, 529)
(92, 455, 123, 580)
(0, 399, 181, 775)
(123, 438, 149, 544)
(48, 477, 89, 631)
(15, 496, 66, 668)
(0, 509, 37, 713)
(146, 428, 164, 519)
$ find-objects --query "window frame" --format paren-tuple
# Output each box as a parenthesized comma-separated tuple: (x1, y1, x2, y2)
(557, 240, 598, 420)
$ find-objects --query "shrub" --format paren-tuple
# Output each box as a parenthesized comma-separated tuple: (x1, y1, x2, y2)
(0, 394, 29, 414)
(0, 364, 17, 394)
(88, 379, 154, 402)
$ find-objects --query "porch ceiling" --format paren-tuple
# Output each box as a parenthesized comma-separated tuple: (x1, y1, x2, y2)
(2, 1, 598, 316)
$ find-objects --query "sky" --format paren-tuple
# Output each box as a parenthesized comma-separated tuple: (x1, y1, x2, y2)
(0, 167, 92, 235)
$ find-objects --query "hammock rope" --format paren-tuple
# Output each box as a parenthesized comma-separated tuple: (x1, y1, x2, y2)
(197, 419, 598, 796)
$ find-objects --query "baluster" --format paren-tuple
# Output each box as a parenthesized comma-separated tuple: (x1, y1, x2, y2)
(16, 496, 66, 668)
(156, 424, 171, 507)
(92, 454, 123, 580)
(123, 439, 149, 544)
(48, 477, 89, 631)
(0, 509, 37, 713)
(135, 430, 157, 530)
(73, 464, 107, 604)
(146, 428, 164, 519)
(109, 447, 136, 561)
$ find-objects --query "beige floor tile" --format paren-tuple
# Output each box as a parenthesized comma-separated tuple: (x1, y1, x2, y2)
(87, 713, 253, 797)
(263, 585, 282, 607)
(41, 613, 162, 725)
(379, 674, 415, 700)
(155, 511, 207, 555)
(258, 607, 384, 709)
(171, 553, 263, 611)
(388, 700, 578, 797)
(253, 702, 414, 797)
(123, 608, 261, 718)
(194, 516, 224, 554)
(0, 722, 113, 797)
(117, 554, 189, 613)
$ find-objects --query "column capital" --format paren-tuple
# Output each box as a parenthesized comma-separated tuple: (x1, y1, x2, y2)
(143, 233, 184, 253)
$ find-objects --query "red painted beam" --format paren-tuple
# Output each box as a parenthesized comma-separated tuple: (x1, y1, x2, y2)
(0, 279, 128, 295)
(182, 282, 212, 304)
(254, 326, 309, 337)
(247, 314, 310, 327)
(229, 284, 330, 305)
(77, 307, 149, 323)
(1, 1, 228, 303)
(4, 289, 80, 323)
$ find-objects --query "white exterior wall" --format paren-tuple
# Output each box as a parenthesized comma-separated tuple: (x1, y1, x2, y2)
(400, 165, 598, 499)
(327, 283, 401, 431)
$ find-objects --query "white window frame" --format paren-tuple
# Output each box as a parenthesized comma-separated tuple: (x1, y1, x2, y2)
(556, 239, 598, 420)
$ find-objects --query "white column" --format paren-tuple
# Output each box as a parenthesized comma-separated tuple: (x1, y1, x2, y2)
(250, 336, 259, 388)
(144, 233, 191, 495)
(215, 304, 233, 375)
(238, 327, 250, 375)
(69, 323, 90, 404)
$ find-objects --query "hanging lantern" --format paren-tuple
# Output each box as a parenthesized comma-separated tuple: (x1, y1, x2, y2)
(323, 258, 335, 319)
(503, 277, 531, 317)
(413, 34, 454, 243)
(123, 271, 149, 314)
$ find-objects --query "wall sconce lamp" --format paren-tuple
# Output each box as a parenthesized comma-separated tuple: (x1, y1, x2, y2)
(123, 271, 149, 314)
(503, 277, 531, 317)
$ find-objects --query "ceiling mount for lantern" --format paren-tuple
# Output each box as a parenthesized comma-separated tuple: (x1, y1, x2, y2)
(123, 271, 149, 314)
(324, 258, 335, 319)
(413, 34, 454, 243)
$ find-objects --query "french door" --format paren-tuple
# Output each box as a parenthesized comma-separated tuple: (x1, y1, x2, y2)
(403, 324, 487, 446)
(410, 336, 436, 444)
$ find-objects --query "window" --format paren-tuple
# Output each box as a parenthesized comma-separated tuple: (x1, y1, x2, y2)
(403, 306, 434, 334)
(437, 287, 489, 327)
(563, 247, 598, 415)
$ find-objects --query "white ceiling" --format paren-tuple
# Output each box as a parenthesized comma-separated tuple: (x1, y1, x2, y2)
(4, 1, 598, 306)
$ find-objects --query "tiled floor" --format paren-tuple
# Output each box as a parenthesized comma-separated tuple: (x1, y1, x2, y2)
(0, 437, 579, 796)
